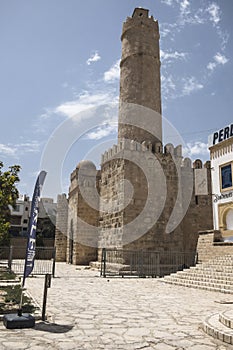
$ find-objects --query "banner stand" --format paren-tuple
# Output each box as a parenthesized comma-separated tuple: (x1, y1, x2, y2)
(3, 311, 35, 329)
(42, 274, 52, 321)
(3, 171, 47, 329)
(18, 288, 24, 317)
(3, 282, 35, 329)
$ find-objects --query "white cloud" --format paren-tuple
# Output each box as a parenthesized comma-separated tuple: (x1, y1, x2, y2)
(86, 51, 101, 65)
(55, 91, 117, 118)
(162, 74, 204, 100)
(0, 143, 16, 156)
(180, 0, 190, 15)
(173, 1, 221, 27)
(207, 3, 221, 24)
(207, 62, 216, 71)
(17, 142, 40, 153)
(86, 123, 117, 140)
(160, 50, 187, 62)
(214, 52, 228, 65)
(161, 0, 174, 5)
(183, 141, 209, 158)
(104, 59, 120, 82)
(161, 1, 224, 32)
(161, 74, 176, 100)
(207, 52, 229, 71)
(218, 29, 229, 51)
(160, 27, 172, 38)
(0, 141, 40, 158)
(182, 77, 203, 96)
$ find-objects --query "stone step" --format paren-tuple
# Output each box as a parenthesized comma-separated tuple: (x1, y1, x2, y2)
(169, 278, 233, 288)
(205, 255, 233, 260)
(203, 256, 233, 260)
(199, 263, 233, 269)
(170, 273, 233, 285)
(162, 278, 233, 294)
(164, 276, 233, 290)
(176, 269, 233, 278)
(203, 313, 233, 345)
(219, 310, 233, 329)
(176, 270, 233, 281)
(203, 264, 233, 268)
(160, 254, 233, 294)
(213, 258, 233, 262)
(178, 266, 233, 273)
(191, 265, 233, 272)
(164, 275, 233, 288)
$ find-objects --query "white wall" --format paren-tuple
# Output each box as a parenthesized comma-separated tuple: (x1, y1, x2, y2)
(210, 142, 233, 229)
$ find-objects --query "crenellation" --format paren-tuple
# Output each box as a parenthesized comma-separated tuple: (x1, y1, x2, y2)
(204, 160, 211, 169)
(182, 157, 192, 168)
(155, 142, 163, 154)
(193, 159, 203, 169)
(174, 145, 182, 157)
(164, 143, 174, 155)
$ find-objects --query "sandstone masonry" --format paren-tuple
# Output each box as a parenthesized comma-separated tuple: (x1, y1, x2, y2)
(55, 8, 213, 266)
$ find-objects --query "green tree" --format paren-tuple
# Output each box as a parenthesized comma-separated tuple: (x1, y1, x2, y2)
(0, 162, 20, 246)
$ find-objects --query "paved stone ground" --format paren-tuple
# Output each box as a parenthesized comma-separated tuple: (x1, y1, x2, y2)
(1, 262, 233, 350)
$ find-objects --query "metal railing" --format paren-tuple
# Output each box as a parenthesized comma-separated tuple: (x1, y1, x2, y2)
(100, 249, 198, 278)
(0, 246, 56, 277)
(0, 246, 11, 267)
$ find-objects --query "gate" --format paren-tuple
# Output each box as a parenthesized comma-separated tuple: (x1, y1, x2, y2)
(100, 249, 197, 278)
(0, 246, 56, 277)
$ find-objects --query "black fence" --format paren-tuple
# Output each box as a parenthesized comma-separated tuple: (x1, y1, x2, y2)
(100, 249, 198, 278)
(0, 246, 56, 277)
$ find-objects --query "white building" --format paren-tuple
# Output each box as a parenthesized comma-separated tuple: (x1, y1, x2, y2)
(9, 195, 30, 236)
(209, 123, 233, 239)
(9, 195, 57, 237)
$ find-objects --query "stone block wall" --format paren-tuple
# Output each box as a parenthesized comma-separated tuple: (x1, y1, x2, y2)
(98, 141, 213, 261)
(66, 161, 100, 265)
(55, 194, 68, 262)
(98, 158, 125, 257)
(197, 230, 233, 263)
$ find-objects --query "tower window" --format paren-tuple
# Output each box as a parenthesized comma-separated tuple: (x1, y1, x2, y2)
(139, 13, 143, 17)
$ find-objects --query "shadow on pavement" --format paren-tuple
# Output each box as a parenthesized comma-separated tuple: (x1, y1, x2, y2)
(34, 321, 73, 333)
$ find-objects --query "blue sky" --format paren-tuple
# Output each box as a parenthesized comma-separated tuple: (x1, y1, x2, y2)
(0, 0, 232, 199)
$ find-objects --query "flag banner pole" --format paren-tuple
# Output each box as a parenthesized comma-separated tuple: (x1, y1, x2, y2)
(19, 170, 47, 315)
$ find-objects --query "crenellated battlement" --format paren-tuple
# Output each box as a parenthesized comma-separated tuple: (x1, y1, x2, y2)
(100, 140, 209, 169)
(122, 8, 158, 39)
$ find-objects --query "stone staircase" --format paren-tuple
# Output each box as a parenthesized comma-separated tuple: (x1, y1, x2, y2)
(161, 255, 233, 294)
(203, 310, 233, 345)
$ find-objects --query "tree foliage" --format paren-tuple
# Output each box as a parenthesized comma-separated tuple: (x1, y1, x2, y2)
(0, 162, 20, 246)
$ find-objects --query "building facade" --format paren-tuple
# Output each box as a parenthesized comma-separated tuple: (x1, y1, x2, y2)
(9, 196, 56, 245)
(9, 195, 30, 237)
(209, 124, 233, 239)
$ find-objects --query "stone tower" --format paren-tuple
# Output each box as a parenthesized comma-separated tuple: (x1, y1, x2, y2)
(55, 8, 213, 266)
(118, 8, 162, 145)
(98, 8, 212, 255)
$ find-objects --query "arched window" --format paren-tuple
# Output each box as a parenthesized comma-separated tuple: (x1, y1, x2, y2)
(226, 209, 233, 230)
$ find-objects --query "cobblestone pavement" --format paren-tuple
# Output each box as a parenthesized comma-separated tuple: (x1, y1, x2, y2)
(1, 263, 233, 350)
